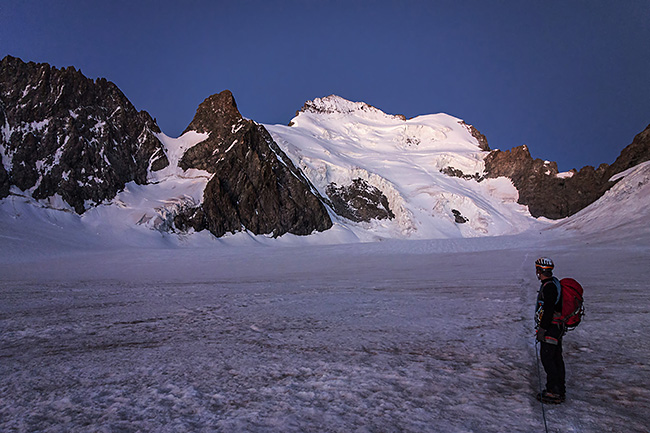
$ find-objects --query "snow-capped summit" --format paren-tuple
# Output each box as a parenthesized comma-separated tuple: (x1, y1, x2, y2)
(287, 95, 487, 154)
(267, 95, 541, 240)
(298, 95, 407, 122)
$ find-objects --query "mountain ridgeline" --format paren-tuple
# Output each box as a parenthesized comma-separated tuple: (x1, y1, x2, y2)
(1, 56, 649, 239)
(483, 126, 650, 218)
(0, 56, 169, 213)
(0, 56, 332, 238)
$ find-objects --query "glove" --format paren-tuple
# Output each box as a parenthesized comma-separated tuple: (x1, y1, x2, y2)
(536, 328, 546, 343)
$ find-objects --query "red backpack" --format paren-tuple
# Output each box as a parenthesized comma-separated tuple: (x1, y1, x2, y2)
(553, 278, 585, 331)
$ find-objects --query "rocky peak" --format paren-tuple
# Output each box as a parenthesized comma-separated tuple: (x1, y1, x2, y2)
(176, 90, 333, 238)
(0, 55, 168, 212)
(178, 90, 246, 172)
(183, 90, 241, 137)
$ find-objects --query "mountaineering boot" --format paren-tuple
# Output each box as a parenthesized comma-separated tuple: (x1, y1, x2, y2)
(536, 390, 565, 404)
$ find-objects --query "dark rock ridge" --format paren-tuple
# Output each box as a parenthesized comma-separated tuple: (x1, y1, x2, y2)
(483, 123, 650, 219)
(459, 121, 490, 151)
(325, 178, 395, 223)
(0, 56, 168, 212)
(174, 90, 333, 238)
(607, 123, 650, 177)
(440, 166, 484, 182)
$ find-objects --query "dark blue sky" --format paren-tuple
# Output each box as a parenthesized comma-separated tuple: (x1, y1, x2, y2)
(2, 0, 649, 171)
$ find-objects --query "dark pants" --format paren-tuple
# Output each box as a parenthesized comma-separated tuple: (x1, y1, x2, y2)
(540, 340, 565, 396)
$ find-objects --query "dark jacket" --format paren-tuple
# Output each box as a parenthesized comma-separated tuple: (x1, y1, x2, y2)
(536, 277, 563, 341)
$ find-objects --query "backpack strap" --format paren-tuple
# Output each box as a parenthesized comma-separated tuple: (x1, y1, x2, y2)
(551, 277, 561, 305)
(543, 277, 561, 305)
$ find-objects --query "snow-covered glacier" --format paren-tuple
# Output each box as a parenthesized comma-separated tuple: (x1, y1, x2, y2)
(267, 95, 545, 240)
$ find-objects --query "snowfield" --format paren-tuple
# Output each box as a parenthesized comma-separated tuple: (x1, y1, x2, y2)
(1, 227, 649, 432)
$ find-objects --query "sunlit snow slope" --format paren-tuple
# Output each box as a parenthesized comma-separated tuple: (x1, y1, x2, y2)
(267, 95, 544, 240)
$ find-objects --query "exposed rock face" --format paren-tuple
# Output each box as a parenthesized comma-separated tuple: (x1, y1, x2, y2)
(175, 91, 332, 237)
(484, 145, 607, 218)
(459, 121, 490, 151)
(484, 124, 650, 219)
(440, 166, 484, 182)
(0, 56, 168, 213)
(325, 178, 395, 223)
(452, 209, 468, 224)
(606, 123, 650, 179)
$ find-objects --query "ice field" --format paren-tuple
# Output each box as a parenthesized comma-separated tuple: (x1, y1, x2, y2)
(2, 228, 649, 432)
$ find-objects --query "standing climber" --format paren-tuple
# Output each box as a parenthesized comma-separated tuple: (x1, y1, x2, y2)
(534, 257, 566, 404)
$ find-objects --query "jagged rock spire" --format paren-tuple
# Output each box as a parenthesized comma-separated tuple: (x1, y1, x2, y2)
(175, 90, 333, 237)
